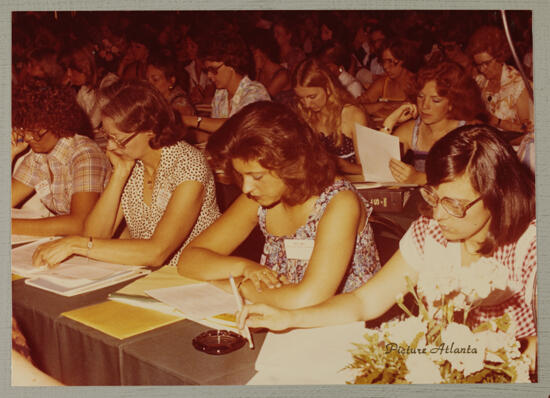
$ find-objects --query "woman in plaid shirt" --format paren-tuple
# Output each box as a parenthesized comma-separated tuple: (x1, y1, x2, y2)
(238, 124, 537, 373)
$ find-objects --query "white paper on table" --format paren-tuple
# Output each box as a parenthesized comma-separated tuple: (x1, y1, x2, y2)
(11, 207, 51, 219)
(145, 284, 238, 319)
(248, 322, 367, 385)
(355, 123, 400, 183)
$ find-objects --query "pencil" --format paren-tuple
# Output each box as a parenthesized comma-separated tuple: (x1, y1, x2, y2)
(228, 274, 254, 349)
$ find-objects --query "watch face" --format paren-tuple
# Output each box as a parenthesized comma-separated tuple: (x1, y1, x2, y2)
(192, 329, 246, 355)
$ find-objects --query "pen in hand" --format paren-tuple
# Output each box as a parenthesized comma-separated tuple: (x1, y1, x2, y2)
(229, 274, 254, 349)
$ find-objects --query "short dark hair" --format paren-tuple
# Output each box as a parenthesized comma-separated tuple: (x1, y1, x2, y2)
(425, 124, 535, 255)
(382, 37, 421, 72)
(12, 85, 92, 138)
(199, 30, 251, 76)
(207, 101, 337, 206)
(416, 61, 486, 121)
(99, 79, 187, 149)
(466, 25, 511, 62)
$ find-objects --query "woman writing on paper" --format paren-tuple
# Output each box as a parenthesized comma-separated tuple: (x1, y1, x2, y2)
(11, 85, 111, 237)
(178, 101, 381, 310)
(292, 58, 369, 175)
(238, 124, 537, 371)
(380, 61, 485, 185)
(32, 80, 220, 268)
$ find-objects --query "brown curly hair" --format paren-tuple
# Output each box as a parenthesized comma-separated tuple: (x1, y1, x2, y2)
(416, 61, 487, 121)
(207, 101, 337, 206)
(466, 25, 511, 62)
(99, 79, 188, 149)
(12, 85, 92, 137)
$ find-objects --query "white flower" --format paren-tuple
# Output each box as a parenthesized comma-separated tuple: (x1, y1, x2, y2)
(405, 354, 443, 384)
(383, 316, 427, 347)
(513, 356, 531, 383)
(440, 323, 485, 376)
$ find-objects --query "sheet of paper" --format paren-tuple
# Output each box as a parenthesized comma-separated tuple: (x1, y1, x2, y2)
(115, 265, 200, 297)
(11, 237, 57, 276)
(11, 207, 50, 219)
(146, 284, 238, 319)
(248, 322, 367, 385)
(355, 123, 401, 183)
(62, 301, 184, 340)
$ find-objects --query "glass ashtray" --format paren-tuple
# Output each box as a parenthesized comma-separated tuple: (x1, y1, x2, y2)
(192, 329, 246, 355)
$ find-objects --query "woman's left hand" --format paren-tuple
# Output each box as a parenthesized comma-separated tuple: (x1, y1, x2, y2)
(242, 264, 285, 292)
(32, 237, 80, 268)
(389, 158, 423, 184)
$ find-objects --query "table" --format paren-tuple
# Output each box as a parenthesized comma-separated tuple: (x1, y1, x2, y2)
(12, 277, 264, 385)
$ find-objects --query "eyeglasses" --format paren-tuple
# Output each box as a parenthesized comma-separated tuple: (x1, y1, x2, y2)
(420, 186, 482, 218)
(381, 58, 401, 67)
(475, 57, 495, 70)
(14, 127, 50, 141)
(204, 63, 224, 75)
(106, 131, 140, 149)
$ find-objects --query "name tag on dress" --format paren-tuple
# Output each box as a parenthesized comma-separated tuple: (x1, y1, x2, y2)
(284, 239, 315, 261)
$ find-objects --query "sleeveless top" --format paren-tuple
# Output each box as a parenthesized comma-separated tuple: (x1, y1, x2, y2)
(410, 117, 466, 172)
(258, 179, 381, 293)
(320, 134, 357, 163)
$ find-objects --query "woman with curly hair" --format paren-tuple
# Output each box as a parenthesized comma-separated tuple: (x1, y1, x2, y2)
(12, 85, 111, 237)
(32, 80, 220, 268)
(380, 61, 486, 185)
(293, 57, 369, 175)
(467, 25, 533, 134)
(178, 101, 381, 309)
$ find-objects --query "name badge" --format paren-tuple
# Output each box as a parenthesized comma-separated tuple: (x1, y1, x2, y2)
(155, 188, 172, 209)
(284, 239, 315, 261)
(35, 180, 51, 199)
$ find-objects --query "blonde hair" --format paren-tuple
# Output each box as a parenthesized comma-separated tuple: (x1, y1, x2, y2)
(292, 58, 358, 147)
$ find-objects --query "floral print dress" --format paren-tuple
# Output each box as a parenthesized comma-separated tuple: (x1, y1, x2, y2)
(258, 179, 381, 293)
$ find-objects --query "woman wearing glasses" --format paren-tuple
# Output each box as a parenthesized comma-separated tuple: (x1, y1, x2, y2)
(180, 31, 270, 138)
(359, 38, 418, 124)
(380, 61, 485, 184)
(32, 80, 220, 268)
(11, 85, 111, 237)
(238, 124, 537, 372)
(467, 25, 533, 134)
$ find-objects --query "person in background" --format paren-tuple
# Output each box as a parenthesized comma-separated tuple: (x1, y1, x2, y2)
(11, 85, 111, 237)
(20, 47, 65, 87)
(319, 41, 365, 99)
(146, 52, 195, 121)
(272, 17, 306, 73)
(381, 61, 485, 184)
(116, 28, 152, 81)
(293, 58, 369, 175)
(467, 25, 534, 134)
(180, 31, 270, 139)
(435, 24, 476, 77)
(31, 80, 220, 268)
(182, 31, 216, 106)
(247, 28, 292, 100)
(359, 38, 417, 125)
(178, 101, 381, 309)
(238, 124, 537, 373)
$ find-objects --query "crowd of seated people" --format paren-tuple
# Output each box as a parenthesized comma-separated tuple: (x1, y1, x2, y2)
(12, 9, 536, 383)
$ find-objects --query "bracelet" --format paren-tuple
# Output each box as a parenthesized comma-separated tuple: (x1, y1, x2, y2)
(87, 237, 93, 258)
(196, 116, 203, 129)
(381, 125, 392, 134)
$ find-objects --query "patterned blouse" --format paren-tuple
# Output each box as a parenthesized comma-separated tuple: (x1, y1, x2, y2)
(400, 216, 537, 338)
(258, 179, 381, 293)
(121, 141, 220, 267)
(320, 134, 357, 164)
(211, 76, 270, 118)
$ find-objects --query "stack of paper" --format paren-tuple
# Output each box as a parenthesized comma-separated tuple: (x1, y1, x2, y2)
(355, 123, 401, 183)
(11, 238, 150, 296)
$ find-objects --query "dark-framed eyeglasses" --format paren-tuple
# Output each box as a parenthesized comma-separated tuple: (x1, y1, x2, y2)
(204, 63, 224, 75)
(475, 57, 495, 70)
(14, 127, 50, 141)
(420, 186, 482, 218)
(106, 131, 140, 149)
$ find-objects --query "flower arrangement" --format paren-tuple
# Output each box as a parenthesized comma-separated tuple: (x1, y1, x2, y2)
(345, 259, 531, 384)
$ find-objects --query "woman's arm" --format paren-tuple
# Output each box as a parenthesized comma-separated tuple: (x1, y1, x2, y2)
(181, 115, 227, 134)
(12, 191, 100, 237)
(32, 180, 206, 268)
(238, 249, 418, 330)
(359, 76, 384, 104)
(239, 190, 366, 309)
(177, 193, 264, 280)
(11, 179, 35, 208)
(338, 105, 368, 174)
(266, 69, 290, 97)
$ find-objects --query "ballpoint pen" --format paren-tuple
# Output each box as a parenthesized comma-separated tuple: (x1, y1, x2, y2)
(229, 274, 254, 349)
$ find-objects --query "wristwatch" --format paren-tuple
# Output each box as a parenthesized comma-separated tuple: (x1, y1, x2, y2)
(196, 116, 203, 129)
(87, 237, 93, 258)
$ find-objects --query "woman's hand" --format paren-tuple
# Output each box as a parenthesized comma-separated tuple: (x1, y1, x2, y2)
(382, 103, 417, 133)
(32, 236, 81, 268)
(389, 158, 425, 185)
(242, 264, 288, 292)
(106, 150, 135, 176)
(237, 303, 293, 331)
(11, 130, 28, 160)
